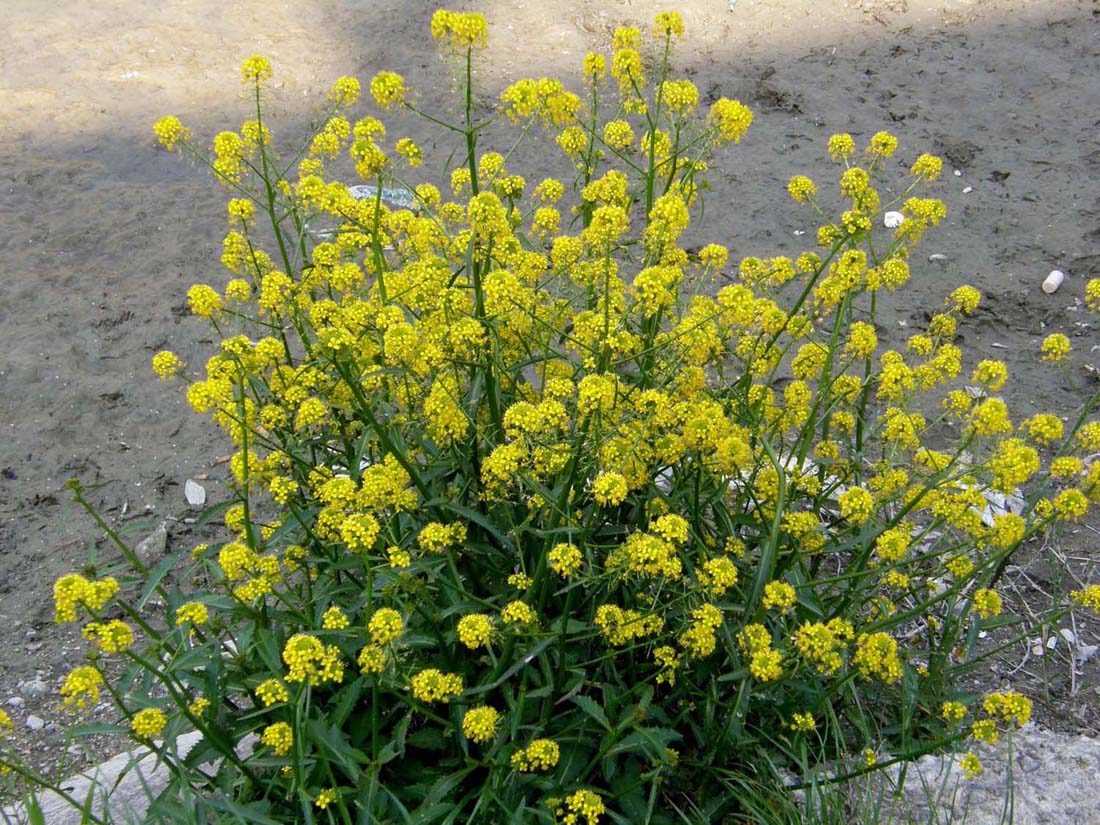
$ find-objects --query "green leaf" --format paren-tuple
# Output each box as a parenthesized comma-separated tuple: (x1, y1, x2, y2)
(205, 797, 282, 825)
(24, 795, 45, 825)
(571, 695, 612, 731)
(309, 718, 370, 772)
(406, 726, 447, 751)
(426, 501, 514, 550)
(135, 544, 190, 611)
(608, 727, 681, 760)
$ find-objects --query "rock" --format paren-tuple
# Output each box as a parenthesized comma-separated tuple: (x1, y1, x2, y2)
(866, 726, 1100, 824)
(184, 479, 206, 508)
(19, 679, 48, 699)
(134, 522, 168, 568)
(25, 714, 44, 731)
(0, 730, 257, 825)
(6, 696, 24, 708)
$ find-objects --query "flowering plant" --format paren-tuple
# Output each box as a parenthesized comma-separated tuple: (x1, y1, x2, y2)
(6, 9, 1100, 823)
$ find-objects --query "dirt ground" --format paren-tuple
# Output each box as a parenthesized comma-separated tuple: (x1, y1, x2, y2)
(2, 0, 1100, 787)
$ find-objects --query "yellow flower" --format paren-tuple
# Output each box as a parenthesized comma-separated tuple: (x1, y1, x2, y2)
(152, 350, 183, 380)
(762, 581, 796, 614)
(83, 620, 135, 654)
(582, 52, 606, 82)
(430, 9, 489, 49)
(60, 666, 103, 709)
(368, 608, 404, 645)
(1040, 332, 1071, 362)
(511, 738, 560, 772)
(187, 284, 223, 317)
(789, 712, 816, 732)
(322, 606, 350, 630)
(708, 98, 753, 143)
(941, 701, 967, 723)
(1086, 278, 1100, 311)
(175, 601, 209, 626)
(1071, 584, 1100, 611)
(240, 55, 272, 83)
(501, 600, 535, 625)
(457, 614, 494, 649)
(949, 285, 982, 314)
(972, 588, 1003, 619)
(255, 679, 289, 707)
(358, 644, 386, 674)
(370, 71, 408, 110)
(838, 487, 874, 525)
(592, 472, 628, 506)
(410, 669, 463, 704)
(960, 752, 982, 779)
(603, 119, 634, 150)
(153, 116, 190, 150)
(328, 76, 361, 106)
(827, 133, 856, 160)
(853, 632, 902, 683)
(315, 788, 338, 810)
(549, 543, 583, 577)
(131, 707, 167, 739)
(462, 706, 501, 744)
(261, 722, 294, 756)
(911, 153, 943, 180)
(983, 691, 1031, 727)
(867, 131, 898, 157)
(559, 789, 606, 823)
(787, 175, 816, 204)
(653, 11, 685, 37)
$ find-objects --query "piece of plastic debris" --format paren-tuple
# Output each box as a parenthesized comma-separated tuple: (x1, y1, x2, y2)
(1042, 269, 1065, 294)
(347, 184, 418, 211)
(883, 211, 905, 228)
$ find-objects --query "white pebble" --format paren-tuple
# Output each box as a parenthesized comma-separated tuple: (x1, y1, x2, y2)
(25, 714, 45, 731)
(962, 186, 973, 194)
(883, 211, 905, 228)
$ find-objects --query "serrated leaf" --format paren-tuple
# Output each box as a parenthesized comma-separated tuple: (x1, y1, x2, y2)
(571, 695, 611, 731)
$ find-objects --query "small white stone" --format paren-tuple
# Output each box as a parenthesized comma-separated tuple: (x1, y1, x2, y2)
(6, 696, 24, 708)
(883, 210, 905, 228)
(25, 714, 45, 731)
(954, 169, 962, 176)
(184, 479, 206, 508)
(963, 186, 973, 194)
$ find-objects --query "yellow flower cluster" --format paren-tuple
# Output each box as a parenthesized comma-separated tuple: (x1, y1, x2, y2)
(410, 668, 463, 704)
(282, 634, 344, 685)
(457, 614, 494, 649)
(462, 706, 501, 744)
(261, 722, 294, 756)
(511, 738, 560, 772)
(131, 707, 167, 739)
(430, 9, 488, 49)
(557, 789, 606, 824)
(60, 666, 103, 709)
(53, 574, 118, 623)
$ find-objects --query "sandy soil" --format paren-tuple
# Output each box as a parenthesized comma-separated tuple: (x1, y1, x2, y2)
(2, 0, 1100, 786)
